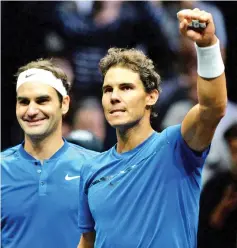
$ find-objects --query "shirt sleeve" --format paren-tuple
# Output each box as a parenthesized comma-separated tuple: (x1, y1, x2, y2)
(78, 164, 95, 233)
(166, 124, 210, 169)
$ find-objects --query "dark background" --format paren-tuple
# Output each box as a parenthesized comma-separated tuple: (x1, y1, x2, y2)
(1, 1, 237, 150)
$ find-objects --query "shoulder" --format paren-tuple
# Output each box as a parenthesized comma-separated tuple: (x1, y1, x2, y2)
(1, 145, 21, 169)
(1, 145, 21, 160)
(164, 124, 210, 165)
(149, 125, 183, 153)
(162, 124, 182, 142)
(80, 148, 113, 179)
(162, 124, 199, 153)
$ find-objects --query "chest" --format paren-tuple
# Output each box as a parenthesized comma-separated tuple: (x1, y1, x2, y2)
(1, 160, 81, 219)
(87, 143, 200, 222)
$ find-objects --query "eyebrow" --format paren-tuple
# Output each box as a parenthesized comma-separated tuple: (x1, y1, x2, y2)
(102, 82, 134, 90)
(17, 95, 51, 101)
(119, 83, 135, 87)
(36, 95, 51, 101)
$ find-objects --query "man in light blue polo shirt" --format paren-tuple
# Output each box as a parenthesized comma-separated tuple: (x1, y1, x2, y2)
(1, 59, 98, 248)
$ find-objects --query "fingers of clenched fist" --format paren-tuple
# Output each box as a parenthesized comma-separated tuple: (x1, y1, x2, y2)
(177, 8, 215, 45)
(177, 8, 213, 25)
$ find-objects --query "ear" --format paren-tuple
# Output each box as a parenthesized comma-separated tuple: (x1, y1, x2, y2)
(146, 89, 159, 107)
(61, 95, 70, 115)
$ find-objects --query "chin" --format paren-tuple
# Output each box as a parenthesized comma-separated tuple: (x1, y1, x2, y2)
(109, 120, 137, 130)
(24, 128, 48, 138)
(26, 131, 45, 138)
(107, 117, 126, 126)
(109, 122, 123, 128)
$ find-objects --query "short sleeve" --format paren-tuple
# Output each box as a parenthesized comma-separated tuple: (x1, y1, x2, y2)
(166, 124, 210, 169)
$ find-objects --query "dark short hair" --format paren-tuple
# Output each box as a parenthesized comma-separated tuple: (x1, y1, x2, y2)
(99, 48, 161, 119)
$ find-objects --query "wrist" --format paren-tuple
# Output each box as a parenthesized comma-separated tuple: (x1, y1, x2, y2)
(196, 35, 218, 47)
(195, 38, 225, 78)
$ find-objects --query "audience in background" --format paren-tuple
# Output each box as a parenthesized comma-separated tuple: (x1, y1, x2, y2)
(198, 123, 237, 248)
(71, 97, 106, 145)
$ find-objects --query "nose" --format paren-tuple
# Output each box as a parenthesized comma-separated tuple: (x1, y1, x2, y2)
(26, 103, 39, 117)
(110, 89, 121, 104)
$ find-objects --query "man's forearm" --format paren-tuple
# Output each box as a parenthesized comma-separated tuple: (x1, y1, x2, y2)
(197, 73, 227, 122)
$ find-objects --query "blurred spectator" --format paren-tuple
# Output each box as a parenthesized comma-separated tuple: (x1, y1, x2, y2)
(72, 97, 106, 146)
(48, 1, 175, 95)
(66, 130, 103, 152)
(50, 56, 76, 137)
(198, 123, 237, 248)
(51, 1, 137, 99)
(155, 34, 199, 131)
(202, 101, 237, 184)
(51, 56, 75, 84)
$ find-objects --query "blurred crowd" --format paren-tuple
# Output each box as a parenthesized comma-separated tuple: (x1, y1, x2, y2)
(1, 1, 237, 247)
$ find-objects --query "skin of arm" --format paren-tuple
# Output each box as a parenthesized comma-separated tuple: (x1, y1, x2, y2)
(78, 232, 95, 248)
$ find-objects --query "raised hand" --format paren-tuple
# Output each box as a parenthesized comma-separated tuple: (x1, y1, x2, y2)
(177, 8, 217, 47)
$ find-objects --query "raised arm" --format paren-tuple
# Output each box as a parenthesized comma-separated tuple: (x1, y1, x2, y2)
(177, 8, 227, 152)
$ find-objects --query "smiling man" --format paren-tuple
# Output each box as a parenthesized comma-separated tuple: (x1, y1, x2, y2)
(78, 8, 227, 248)
(1, 59, 98, 248)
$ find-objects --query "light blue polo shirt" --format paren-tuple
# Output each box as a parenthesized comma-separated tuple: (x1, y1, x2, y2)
(79, 125, 210, 248)
(1, 139, 98, 248)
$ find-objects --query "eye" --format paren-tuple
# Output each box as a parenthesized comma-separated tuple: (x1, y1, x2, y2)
(36, 97, 50, 104)
(121, 85, 132, 91)
(18, 99, 29, 105)
(103, 87, 113, 93)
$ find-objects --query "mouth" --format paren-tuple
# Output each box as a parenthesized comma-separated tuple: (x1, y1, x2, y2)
(109, 109, 126, 114)
(24, 118, 46, 126)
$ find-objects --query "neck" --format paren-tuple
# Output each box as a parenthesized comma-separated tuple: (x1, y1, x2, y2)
(24, 131, 64, 162)
(116, 117, 154, 153)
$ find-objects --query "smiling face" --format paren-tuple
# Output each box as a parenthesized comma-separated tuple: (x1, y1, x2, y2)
(102, 66, 158, 130)
(16, 82, 69, 140)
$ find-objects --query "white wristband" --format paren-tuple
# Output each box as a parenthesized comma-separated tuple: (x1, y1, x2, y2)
(195, 39, 225, 78)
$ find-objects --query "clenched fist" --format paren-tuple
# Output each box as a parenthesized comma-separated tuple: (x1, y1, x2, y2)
(177, 8, 217, 47)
